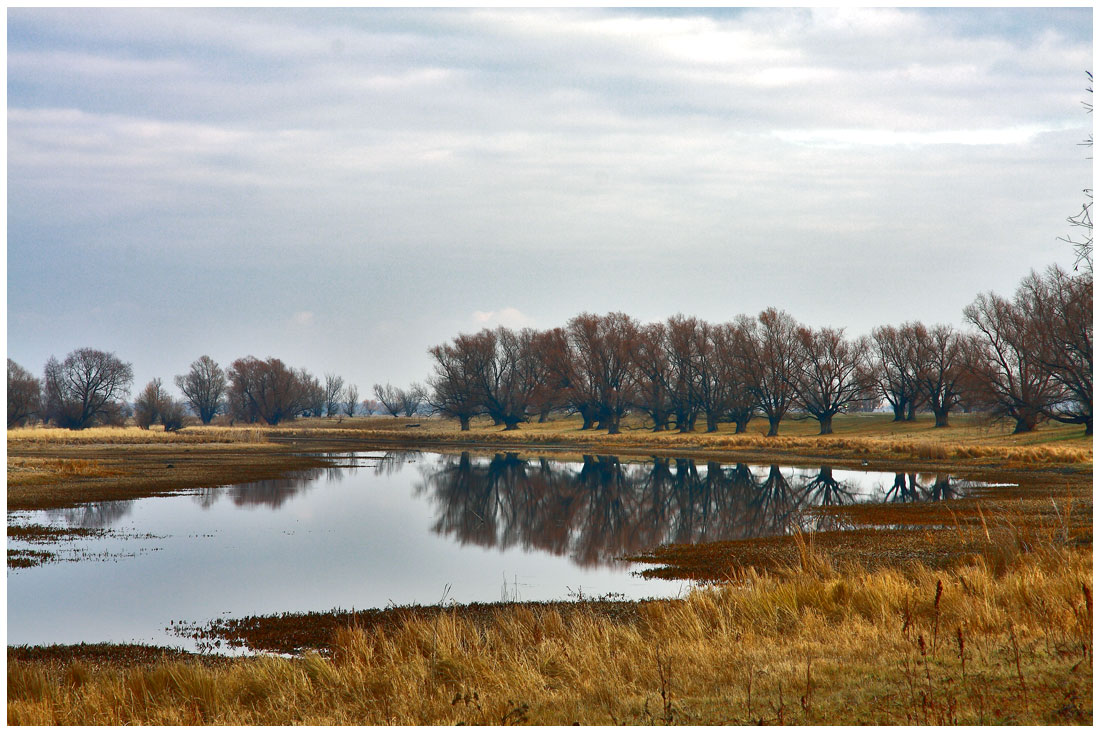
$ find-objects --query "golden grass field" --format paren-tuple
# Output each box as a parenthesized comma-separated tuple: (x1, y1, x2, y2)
(8, 537, 1090, 724)
(7, 412, 1092, 724)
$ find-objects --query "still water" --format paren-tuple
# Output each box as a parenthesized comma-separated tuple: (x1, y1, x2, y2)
(8, 451, 978, 650)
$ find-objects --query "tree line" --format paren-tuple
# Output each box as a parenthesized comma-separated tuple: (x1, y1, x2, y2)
(424, 265, 1091, 436)
(5, 351, 422, 430)
(6, 264, 1091, 436)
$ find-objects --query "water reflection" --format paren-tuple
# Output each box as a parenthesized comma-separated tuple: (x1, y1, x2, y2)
(44, 500, 135, 529)
(416, 454, 972, 568)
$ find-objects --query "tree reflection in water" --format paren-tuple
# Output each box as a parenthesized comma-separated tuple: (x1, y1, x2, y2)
(46, 500, 135, 529)
(417, 454, 973, 568)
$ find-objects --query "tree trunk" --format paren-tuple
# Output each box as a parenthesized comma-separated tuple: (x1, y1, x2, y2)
(1012, 414, 1036, 434)
(905, 402, 916, 421)
(705, 413, 719, 432)
(766, 416, 781, 437)
(734, 417, 749, 434)
(503, 419, 520, 431)
(538, 409, 549, 423)
(1086, 418, 1093, 437)
(817, 414, 834, 435)
(580, 407, 594, 430)
(892, 401, 905, 422)
(459, 416, 471, 431)
(932, 407, 949, 428)
(606, 414, 621, 435)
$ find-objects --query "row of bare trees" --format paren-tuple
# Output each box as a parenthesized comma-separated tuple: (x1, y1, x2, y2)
(7, 353, 370, 429)
(427, 265, 1091, 436)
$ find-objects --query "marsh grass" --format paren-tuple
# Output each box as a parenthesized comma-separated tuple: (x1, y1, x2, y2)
(9, 540, 1091, 725)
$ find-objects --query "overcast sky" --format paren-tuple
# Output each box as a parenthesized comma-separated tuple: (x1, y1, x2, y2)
(7, 7, 1093, 398)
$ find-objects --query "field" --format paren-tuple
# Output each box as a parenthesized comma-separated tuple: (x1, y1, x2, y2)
(7, 413, 1093, 724)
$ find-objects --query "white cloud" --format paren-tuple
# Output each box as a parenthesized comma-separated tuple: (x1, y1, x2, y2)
(471, 307, 533, 329)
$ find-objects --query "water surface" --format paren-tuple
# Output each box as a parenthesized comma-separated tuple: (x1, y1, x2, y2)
(7, 451, 980, 651)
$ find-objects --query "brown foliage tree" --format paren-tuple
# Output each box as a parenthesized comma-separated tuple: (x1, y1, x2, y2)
(228, 357, 315, 425)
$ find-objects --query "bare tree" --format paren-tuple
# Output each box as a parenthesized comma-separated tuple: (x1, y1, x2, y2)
(713, 319, 757, 433)
(427, 337, 484, 430)
(458, 328, 543, 430)
(913, 323, 967, 428)
(373, 383, 404, 418)
(963, 290, 1061, 433)
(134, 379, 167, 429)
(175, 355, 226, 425)
(1021, 266, 1093, 434)
(342, 384, 359, 418)
(401, 382, 427, 418)
(567, 312, 640, 434)
(791, 327, 870, 435)
(664, 315, 702, 432)
(867, 324, 924, 421)
(323, 373, 345, 418)
(7, 359, 40, 428)
(42, 348, 134, 429)
(632, 322, 674, 431)
(737, 308, 803, 437)
(301, 372, 325, 418)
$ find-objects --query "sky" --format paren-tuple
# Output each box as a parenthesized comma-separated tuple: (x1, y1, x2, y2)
(6, 6, 1094, 399)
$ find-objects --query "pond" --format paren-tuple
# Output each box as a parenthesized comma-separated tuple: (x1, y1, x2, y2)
(7, 450, 986, 651)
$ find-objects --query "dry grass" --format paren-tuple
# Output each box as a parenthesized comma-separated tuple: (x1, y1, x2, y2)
(7, 425, 272, 446)
(8, 541, 1090, 725)
(283, 413, 1092, 468)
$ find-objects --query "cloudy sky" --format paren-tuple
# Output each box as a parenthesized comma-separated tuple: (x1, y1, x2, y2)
(7, 7, 1093, 397)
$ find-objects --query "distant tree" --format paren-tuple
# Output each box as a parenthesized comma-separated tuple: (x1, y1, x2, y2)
(42, 348, 134, 429)
(401, 382, 427, 418)
(373, 383, 404, 418)
(134, 379, 167, 430)
(175, 355, 226, 425)
(323, 373, 345, 418)
(963, 290, 1061, 433)
(737, 308, 803, 437)
(7, 358, 41, 428)
(342, 384, 359, 418)
(227, 357, 314, 425)
(791, 327, 870, 435)
(301, 372, 325, 418)
(159, 397, 186, 431)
